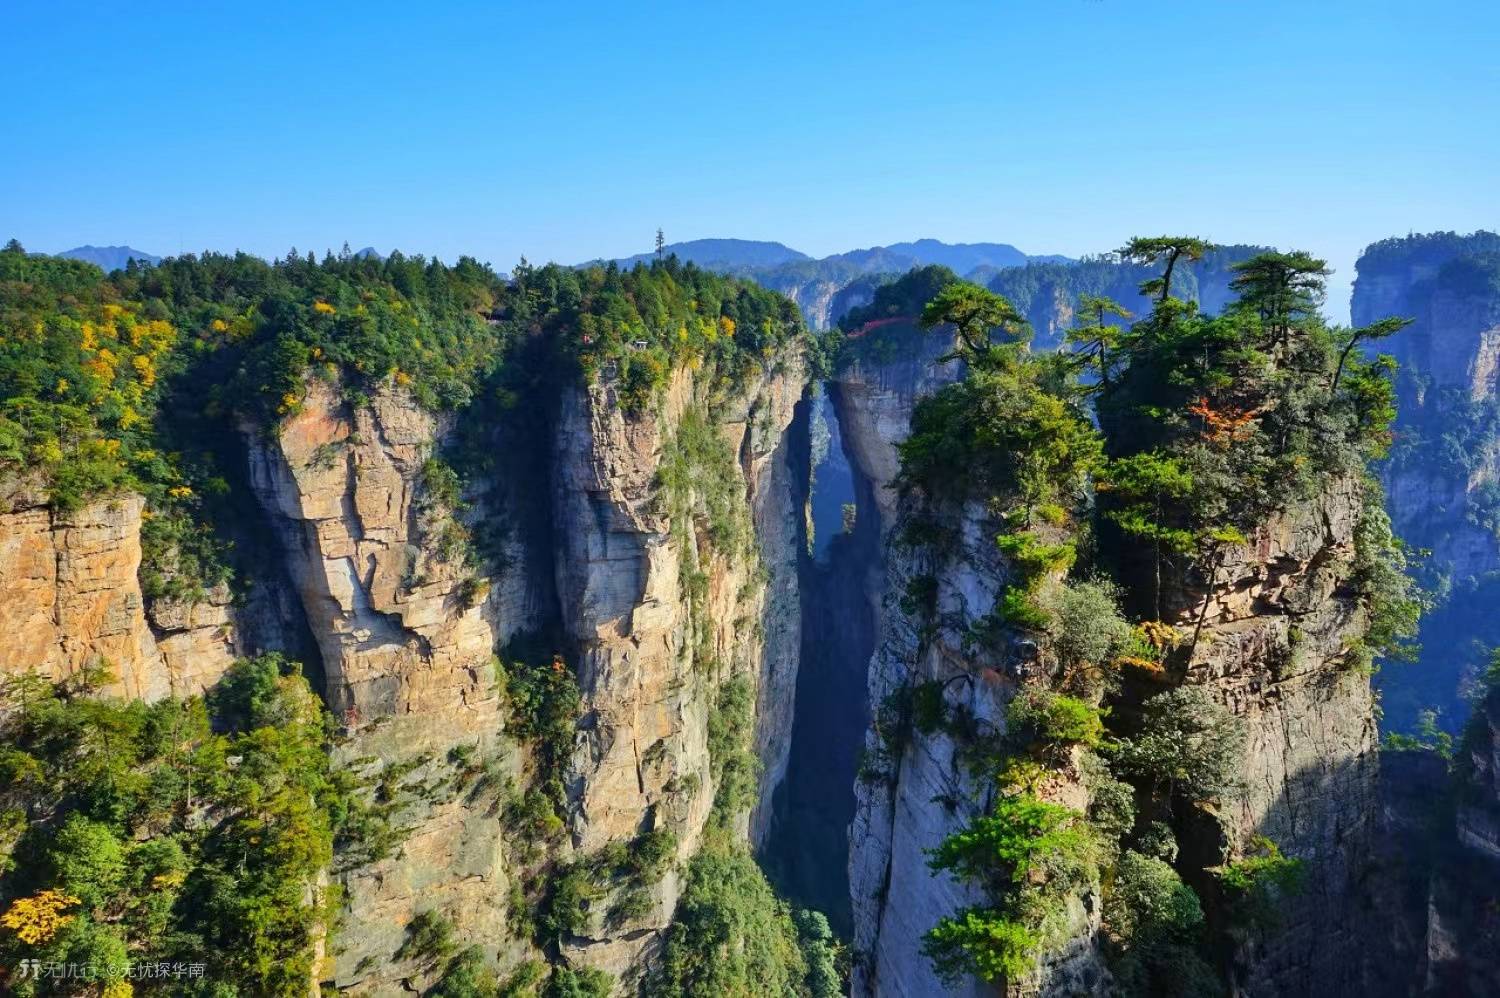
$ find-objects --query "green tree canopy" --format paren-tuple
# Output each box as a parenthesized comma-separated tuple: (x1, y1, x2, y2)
(919, 281, 1029, 362)
(1118, 237, 1213, 303)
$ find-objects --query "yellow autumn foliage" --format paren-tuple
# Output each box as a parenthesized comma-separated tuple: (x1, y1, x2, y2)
(2, 889, 80, 944)
(151, 870, 188, 890)
(1136, 619, 1181, 651)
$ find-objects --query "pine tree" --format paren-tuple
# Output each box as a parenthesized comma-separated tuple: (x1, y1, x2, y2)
(1228, 250, 1330, 347)
(1118, 236, 1213, 303)
(1064, 294, 1131, 389)
(919, 281, 1028, 363)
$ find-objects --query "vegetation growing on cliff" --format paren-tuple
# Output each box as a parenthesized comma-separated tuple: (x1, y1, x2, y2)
(892, 239, 1418, 992)
(1093, 243, 1413, 625)
(0, 656, 383, 996)
(647, 669, 847, 998)
(645, 840, 845, 998)
(0, 240, 804, 542)
(1102, 850, 1216, 997)
(835, 265, 961, 367)
(922, 793, 1102, 983)
(534, 255, 805, 411)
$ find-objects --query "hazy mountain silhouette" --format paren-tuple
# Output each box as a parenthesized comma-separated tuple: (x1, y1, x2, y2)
(58, 245, 161, 271)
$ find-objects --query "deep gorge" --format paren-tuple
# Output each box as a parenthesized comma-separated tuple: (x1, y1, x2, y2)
(765, 389, 880, 935)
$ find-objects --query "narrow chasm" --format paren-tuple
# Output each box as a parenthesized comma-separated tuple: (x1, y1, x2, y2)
(765, 385, 879, 935)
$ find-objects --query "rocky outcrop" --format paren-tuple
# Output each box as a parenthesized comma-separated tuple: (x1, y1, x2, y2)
(243, 352, 807, 991)
(849, 498, 1109, 998)
(837, 312, 1381, 996)
(549, 356, 805, 979)
(0, 483, 239, 699)
(777, 278, 849, 331)
(835, 320, 1106, 994)
(246, 379, 519, 991)
(247, 380, 505, 727)
(1353, 233, 1500, 579)
(1168, 476, 1378, 995)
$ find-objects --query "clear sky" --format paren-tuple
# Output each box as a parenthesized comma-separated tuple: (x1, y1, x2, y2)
(4, 0, 1497, 322)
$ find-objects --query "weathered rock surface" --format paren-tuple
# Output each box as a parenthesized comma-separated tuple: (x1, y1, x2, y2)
(247, 380, 503, 726)
(838, 336, 1109, 998)
(850, 498, 1111, 998)
(245, 379, 518, 992)
(241, 353, 807, 991)
(1168, 475, 1379, 995)
(838, 320, 1382, 997)
(551, 356, 806, 981)
(0, 485, 238, 699)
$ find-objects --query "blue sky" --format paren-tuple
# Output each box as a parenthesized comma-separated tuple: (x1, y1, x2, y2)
(3, 0, 1497, 321)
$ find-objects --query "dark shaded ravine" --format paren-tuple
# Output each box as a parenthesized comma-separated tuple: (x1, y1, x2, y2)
(763, 388, 880, 935)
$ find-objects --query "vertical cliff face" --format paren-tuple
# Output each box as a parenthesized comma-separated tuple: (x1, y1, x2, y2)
(842, 407, 1380, 998)
(0, 481, 242, 700)
(837, 252, 1397, 998)
(1345, 233, 1500, 994)
(848, 499, 1110, 998)
(548, 358, 805, 978)
(837, 319, 1121, 998)
(246, 379, 520, 991)
(1444, 691, 1500, 998)
(1352, 233, 1500, 736)
(1368, 722, 1500, 996)
(248, 379, 508, 726)
(832, 336, 1022, 998)
(1167, 476, 1378, 995)
(1355, 234, 1500, 577)
(763, 390, 882, 930)
(241, 352, 806, 991)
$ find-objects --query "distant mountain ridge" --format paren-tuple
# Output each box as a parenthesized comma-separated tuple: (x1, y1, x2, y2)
(603, 238, 809, 271)
(596, 236, 1067, 276)
(58, 245, 161, 271)
(590, 237, 1076, 328)
(830, 238, 1030, 274)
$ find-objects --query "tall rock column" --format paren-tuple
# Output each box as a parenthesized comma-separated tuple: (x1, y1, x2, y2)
(1169, 475, 1379, 994)
(246, 353, 807, 991)
(246, 379, 520, 992)
(549, 354, 806, 979)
